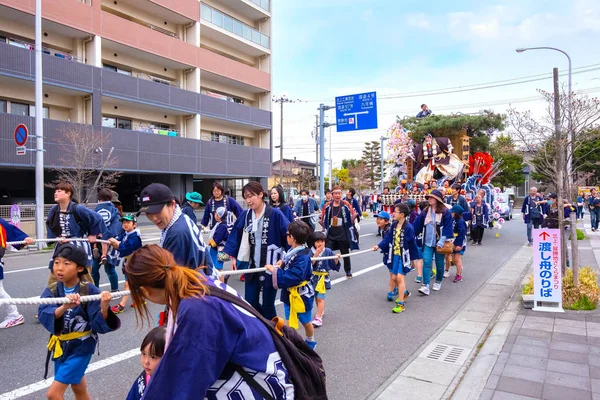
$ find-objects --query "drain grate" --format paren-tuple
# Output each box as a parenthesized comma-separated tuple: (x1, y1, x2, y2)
(420, 343, 470, 365)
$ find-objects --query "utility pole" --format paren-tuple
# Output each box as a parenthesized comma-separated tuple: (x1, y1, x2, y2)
(314, 115, 319, 186)
(318, 104, 335, 202)
(380, 136, 388, 193)
(35, 0, 45, 248)
(328, 126, 332, 191)
(273, 95, 300, 185)
(553, 67, 567, 276)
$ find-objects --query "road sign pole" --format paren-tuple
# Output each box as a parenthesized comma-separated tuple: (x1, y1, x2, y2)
(319, 104, 325, 202)
(380, 136, 387, 193)
(35, 0, 45, 248)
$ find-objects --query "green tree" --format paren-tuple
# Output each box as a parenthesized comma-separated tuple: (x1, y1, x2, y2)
(341, 159, 359, 169)
(331, 168, 350, 188)
(489, 134, 526, 189)
(361, 141, 381, 189)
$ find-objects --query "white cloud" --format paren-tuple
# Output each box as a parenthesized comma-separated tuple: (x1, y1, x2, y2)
(405, 12, 432, 30)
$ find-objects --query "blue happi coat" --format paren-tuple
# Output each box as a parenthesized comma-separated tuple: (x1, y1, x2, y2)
(0, 218, 28, 280)
(453, 218, 467, 249)
(309, 247, 339, 292)
(272, 247, 314, 312)
(108, 228, 142, 268)
(200, 196, 244, 229)
(126, 371, 147, 400)
(141, 278, 294, 400)
(321, 200, 359, 250)
(378, 220, 419, 266)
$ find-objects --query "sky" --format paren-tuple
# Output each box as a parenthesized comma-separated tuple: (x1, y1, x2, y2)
(270, 0, 600, 170)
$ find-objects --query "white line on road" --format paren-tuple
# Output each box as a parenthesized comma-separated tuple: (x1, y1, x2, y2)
(4, 266, 48, 274)
(2, 260, 386, 399)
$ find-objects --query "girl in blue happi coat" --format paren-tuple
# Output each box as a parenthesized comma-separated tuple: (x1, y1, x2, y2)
(224, 181, 290, 320)
(374, 203, 419, 314)
(266, 220, 316, 349)
(126, 326, 166, 400)
(307, 231, 340, 328)
(39, 244, 120, 400)
(200, 182, 244, 229)
(449, 205, 467, 283)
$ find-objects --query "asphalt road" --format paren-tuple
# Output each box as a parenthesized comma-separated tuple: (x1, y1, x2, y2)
(0, 215, 527, 399)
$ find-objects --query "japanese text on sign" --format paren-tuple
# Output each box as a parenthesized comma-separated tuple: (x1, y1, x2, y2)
(533, 229, 562, 304)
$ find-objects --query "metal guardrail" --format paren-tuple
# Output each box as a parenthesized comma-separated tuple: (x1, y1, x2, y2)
(0, 204, 98, 221)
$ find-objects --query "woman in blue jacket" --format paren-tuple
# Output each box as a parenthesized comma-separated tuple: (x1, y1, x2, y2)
(200, 182, 244, 229)
(412, 190, 453, 296)
(270, 185, 294, 222)
(224, 181, 289, 320)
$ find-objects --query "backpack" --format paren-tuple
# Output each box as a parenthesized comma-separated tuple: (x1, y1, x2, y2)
(43, 280, 91, 379)
(207, 286, 328, 400)
(46, 203, 84, 238)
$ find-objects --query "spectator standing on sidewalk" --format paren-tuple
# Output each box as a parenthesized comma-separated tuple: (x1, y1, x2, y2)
(576, 191, 585, 221)
(589, 189, 600, 232)
(521, 187, 547, 246)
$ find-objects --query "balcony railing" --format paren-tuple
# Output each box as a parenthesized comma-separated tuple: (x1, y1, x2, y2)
(137, 72, 180, 88)
(6, 37, 83, 63)
(200, 3, 270, 49)
(249, 0, 270, 12)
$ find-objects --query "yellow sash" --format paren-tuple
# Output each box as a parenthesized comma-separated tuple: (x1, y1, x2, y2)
(313, 271, 328, 294)
(288, 281, 308, 329)
(47, 330, 92, 359)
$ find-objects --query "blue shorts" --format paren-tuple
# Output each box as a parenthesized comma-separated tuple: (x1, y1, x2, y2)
(391, 254, 410, 276)
(283, 303, 313, 325)
(54, 353, 93, 385)
(316, 293, 326, 300)
(453, 246, 466, 255)
(416, 247, 423, 260)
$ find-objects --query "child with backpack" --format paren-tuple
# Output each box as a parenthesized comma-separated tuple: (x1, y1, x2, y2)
(38, 243, 120, 400)
(107, 214, 143, 314)
(265, 220, 316, 349)
(92, 188, 122, 292)
(373, 203, 419, 313)
(0, 218, 35, 329)
(126, 326, 166, 400)
(307, 231, 340, 328)
(208, 207, 230, 282)
(449, 205, 467, 283)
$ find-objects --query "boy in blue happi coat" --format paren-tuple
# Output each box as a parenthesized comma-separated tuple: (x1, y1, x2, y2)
(107, 214, 143, 313)
(374, 203, 419, 314)
(39, 243, 120, 400)
(208, 207, 230, 281)
(308, 231, 340, 328)
(266, 220, 316, 349)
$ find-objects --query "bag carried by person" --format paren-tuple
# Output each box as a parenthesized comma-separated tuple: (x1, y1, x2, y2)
(208, 286, 328, 400)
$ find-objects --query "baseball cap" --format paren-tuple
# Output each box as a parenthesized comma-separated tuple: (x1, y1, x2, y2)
(120, 214, 137, 223)
(52, 243, 88, 268)
(139, 183, 175, 214)
(374, 211, 391, 220)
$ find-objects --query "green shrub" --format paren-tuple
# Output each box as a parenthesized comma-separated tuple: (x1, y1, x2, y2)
(577, 228, 586, 240)
(563, 267, 599, 310)
(522, 273, 534, 295)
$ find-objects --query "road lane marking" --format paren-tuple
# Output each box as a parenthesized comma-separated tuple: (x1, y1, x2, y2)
(1, 260, 386, 399)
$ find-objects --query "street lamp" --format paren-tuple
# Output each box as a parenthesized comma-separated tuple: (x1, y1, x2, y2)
(515, 46, 572, 186)
(273, 95, 301, 185)
(380, 136, 388, 193)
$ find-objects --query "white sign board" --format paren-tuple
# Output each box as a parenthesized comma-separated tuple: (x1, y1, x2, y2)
(533, 228, 564, 312)
(16, 146, 26, 155)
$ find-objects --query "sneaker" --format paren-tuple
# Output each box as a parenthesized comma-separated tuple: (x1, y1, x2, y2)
(346, 273, 353, 279)
(392, 287, 398, 295)
(527, 242, 533, 247)
(433, 281, 442, 291)
(312, 317, 323, 327)
(0, 315, 24, 329)
(100, 256, 108, 265)
(453, 275, 463, 283)
(418, 284, 430, 296)
(387, 291, 395, 301)
(392, 302, 405, 313)
(403, 290, 411, 301)
(240, 275, 245, 281)
(443, 270, 450, 278)
(111, 304, 125, 314)
(415, 276, 423, 284)
(305, 340, 317, 350)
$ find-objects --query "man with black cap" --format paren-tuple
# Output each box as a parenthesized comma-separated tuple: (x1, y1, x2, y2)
(139, 183, 214, 276)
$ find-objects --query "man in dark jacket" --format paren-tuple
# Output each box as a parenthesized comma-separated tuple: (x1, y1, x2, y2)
(521, 187, 547, 246)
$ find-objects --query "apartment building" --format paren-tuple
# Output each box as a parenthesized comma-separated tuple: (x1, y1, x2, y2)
(0, 0, 272, 208)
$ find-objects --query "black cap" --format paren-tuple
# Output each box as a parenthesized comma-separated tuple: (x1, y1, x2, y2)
(52, 243, 89, 267)
(139, 183, 175, 214)
(547, 193, 558, 199)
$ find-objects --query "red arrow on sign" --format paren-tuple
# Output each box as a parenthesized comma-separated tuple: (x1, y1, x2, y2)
(539, 231, 550, 240)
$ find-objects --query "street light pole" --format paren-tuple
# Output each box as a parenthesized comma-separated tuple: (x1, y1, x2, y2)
(380, 136, 388, 193)
(272, 95, 300, 185)
(318, 104, 334, 202)
(35, 0, 45, 248)
(515, 47, 572, 186)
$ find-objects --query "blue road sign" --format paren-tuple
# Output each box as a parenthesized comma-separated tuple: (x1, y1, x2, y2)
(14, 124, 28, 146)
(335, 92, 378, 132)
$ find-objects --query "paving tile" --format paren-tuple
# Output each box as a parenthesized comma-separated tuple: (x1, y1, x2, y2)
(503, 364, 545, 383)
(541, 383, 592, 400)
(591, 366, 600, 379)
(400, 358, 461, 386)
(495, 376, 543, 398)
(446, 319, 489, 335)
(590, 346, 600, 356)
(486, 374, 501, 389)
(435, 329, 481, 348)
(503, 343, 513, 353)
(506, 334, 517, 344)
(498, 352, 510, 364)
(591, 354, 600, 367)
(594, 392, 600, 400)
(375, 376, 447, 400)
(587, 329, 600, 338)
(555, 318, 586, 328)
(520, 328, 552, 341)
(553, 324, 587, 336)
(480, 388, 494, 400)
(545, 370, 591, 390)
(455, 310, 495, 323)
(589, 336, 600, 347)
(553, 331, 589, 345)
(522, 321, 554, 332)
(588, 322, 600, 331)
(492, 362, 506, 375)
(507, 353, 548, 369)
(546, 359, 590, 377)
(512, 344, 550, 358)
(515, 336, 551, 349)
(492, 321, 514, 337)
(593, 378, 600, 394)
(492, 391, 539, 400)
(525, 316, 556, 325)
(548, 349, 589, 364)
(549, 340, 588, 354)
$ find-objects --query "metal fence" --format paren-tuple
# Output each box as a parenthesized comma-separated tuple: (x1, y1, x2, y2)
(0, 204, 98, 221)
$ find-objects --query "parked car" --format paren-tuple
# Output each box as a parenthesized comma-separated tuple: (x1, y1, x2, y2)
(496, 193, 514, 220)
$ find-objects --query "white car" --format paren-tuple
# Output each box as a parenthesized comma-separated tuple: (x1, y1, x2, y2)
(495, 193, 513, 220)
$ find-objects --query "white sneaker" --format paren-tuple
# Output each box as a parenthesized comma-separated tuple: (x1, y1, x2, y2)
(0, 315, 24, 329)
(418, 284, 430, 296)
(433, 282, 442, 291)
(443, 270, 450, 278)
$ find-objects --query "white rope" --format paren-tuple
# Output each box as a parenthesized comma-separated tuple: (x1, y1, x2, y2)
(6, 238, 111, 246)
(0, 290, 130, 306)
(294, 212, 321, 220)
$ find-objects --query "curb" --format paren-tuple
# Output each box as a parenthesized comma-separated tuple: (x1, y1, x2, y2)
(370, 245, 533, 400)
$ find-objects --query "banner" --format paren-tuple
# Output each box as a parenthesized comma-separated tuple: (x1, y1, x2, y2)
(533, 228, 562, 308)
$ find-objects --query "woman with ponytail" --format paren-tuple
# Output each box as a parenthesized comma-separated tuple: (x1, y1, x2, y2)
(125, 244, 294, 399)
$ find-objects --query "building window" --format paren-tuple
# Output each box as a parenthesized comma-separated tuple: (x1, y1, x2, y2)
(29, 105, 49, 118)
(210, 132, 245, 146)
(0, 35, 6, 44)
(0, 99, 6, 113)
(10, 102, 29, 116)
(103, 63, 132, 76)
(102, 116, 131, 130)
(117, 118, 132, 130)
